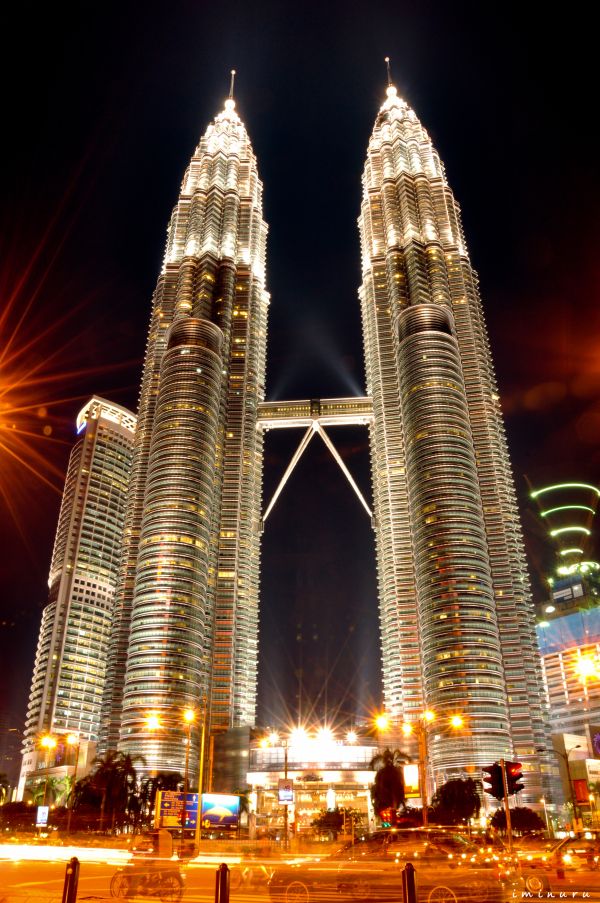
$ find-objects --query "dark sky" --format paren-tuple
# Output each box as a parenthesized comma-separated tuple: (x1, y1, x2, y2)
(1, 1, 598, 735)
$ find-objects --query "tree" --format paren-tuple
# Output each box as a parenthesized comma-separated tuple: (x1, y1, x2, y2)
(139, 771, 183, 828)
(429, 778, 481, 826)
(312, 807, 344, 838)
(369, 748, 409, 819)
(0, 771, 10, 804)
(0, 801, 37, 830)
(490, 807, 545, 835)
(89, 750, 145, 831)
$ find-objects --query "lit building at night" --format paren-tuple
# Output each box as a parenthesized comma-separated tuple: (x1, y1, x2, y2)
(246, 729, 382, 836)
(18, 397, 136, 798)
(96, 75, 549, 803)
(533, 483, 600, 739)
(355, 77, 548, 801)
(98, 83, 269, 777)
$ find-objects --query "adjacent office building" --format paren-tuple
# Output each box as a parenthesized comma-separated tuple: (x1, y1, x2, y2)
(533, 483, 600, 737)
(18, 398, 136, 797)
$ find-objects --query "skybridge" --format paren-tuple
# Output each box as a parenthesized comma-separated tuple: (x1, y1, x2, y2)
(257, 397, 374, 527)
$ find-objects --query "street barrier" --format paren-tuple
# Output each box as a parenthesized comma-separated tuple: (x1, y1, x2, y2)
(61, 856, 80, 903)
(402, 861, 417, 903)
(215, 862, 230, 903)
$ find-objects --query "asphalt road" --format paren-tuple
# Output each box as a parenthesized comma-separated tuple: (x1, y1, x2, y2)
(1, 858, 600, 902)
(0, 858, 221, 901)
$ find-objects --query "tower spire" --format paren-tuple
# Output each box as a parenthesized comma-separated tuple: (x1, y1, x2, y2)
(229, 69, 236, 100)
(384, 56, 392, 87)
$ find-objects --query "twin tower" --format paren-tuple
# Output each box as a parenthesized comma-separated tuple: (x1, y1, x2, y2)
(94, 81, 547, 799)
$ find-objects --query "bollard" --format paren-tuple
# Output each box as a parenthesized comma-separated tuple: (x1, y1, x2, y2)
(215, 862, 230, 903)
(402, 862, 417, 903)
(61, 856, 80, 903)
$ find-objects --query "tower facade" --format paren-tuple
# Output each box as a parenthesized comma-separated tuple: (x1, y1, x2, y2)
(19, 398, 135, 792)
(359, 83, 548, 798)
(99, 94, 269, 775)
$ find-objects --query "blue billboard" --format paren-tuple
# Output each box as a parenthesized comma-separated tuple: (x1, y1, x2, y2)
(200, 793, 240, 829)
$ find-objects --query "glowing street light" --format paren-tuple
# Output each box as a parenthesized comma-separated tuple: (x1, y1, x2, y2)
(289, 726, 308, 746)
(145, 712, 161, 731)
(574, 653, 599, 682)
(375, 713, 390, 732)
(346, 730, 358, 744)
(146, 707, 203, 852)
(376, 710, 464, 828)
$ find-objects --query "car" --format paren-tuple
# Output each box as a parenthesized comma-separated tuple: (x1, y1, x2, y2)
(269, 829, 521, 903)
(550, 835, 600, 871)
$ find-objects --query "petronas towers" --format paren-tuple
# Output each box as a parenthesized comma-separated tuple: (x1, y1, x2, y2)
(77, 76, 545, 798)
(99, 94, 268, 774)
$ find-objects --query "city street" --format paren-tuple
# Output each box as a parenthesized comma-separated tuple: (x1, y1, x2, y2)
(2, 853, 600, 902)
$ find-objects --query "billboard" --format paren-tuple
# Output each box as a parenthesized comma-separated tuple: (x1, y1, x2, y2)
(36, 805, 49, 827)
(278, 779, 294, 804)
(200, 793, 240, 829)
(403, 764, 420, 798)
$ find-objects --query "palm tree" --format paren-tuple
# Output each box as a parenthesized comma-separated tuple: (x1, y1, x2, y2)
(139, 771, 183, 828)
(369, 748, 411, 820)
(90, 750, 145, 831)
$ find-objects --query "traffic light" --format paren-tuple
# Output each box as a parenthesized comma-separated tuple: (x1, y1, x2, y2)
(505, 761, 525, 795)
(482, 763, 504, 800)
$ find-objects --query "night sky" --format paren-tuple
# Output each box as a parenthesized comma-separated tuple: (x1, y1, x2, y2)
(1, 2, 598, 737)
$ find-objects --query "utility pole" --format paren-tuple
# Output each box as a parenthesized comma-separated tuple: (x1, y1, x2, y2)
(499, 758, 513, 855)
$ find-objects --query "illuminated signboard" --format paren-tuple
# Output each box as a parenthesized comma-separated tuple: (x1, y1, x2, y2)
(200, 793, 240, 829)
(278, 779, 294, 803)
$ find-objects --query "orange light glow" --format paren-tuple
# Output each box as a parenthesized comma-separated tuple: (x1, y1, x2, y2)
(574, 653, 599, 681)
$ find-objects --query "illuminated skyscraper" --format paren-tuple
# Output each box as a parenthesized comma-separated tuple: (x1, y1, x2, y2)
(99, 87, 269, 775)
(532, 482, 600, 737)
(97, 76, 549, 801)
(359, 78, 548, 799)
(19, 398, 135, 795)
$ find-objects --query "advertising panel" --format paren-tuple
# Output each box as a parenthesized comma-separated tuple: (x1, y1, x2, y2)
(36, 805, 49, 827)
(278, 779, 294, 804)
(403, 763, 420, 798)
(200, 793, 240, 829)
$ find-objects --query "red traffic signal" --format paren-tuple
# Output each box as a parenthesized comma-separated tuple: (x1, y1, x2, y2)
(482, 763, 504, 800)
(505, 761, 524, 795)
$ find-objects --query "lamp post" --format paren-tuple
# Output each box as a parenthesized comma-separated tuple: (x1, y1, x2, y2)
(540, 796, 552, 837)
(146, 707, 200, 850)
(194, 699, 207, 852)
(557, 744, 581, 830)
(39, 735, 57, 807)
(402, 711, 438, 827)
(376, 710, 464, 828)
(181, 709, 195, 842)
(65, 733, 81, 835)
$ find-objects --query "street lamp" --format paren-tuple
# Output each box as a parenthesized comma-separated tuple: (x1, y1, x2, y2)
(145, 707, 200, 851)
(379, 710, 464, 828)
(540, 797, 552, 836)
(182, 709, 195, 838)
(65, 733, 81, 835)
